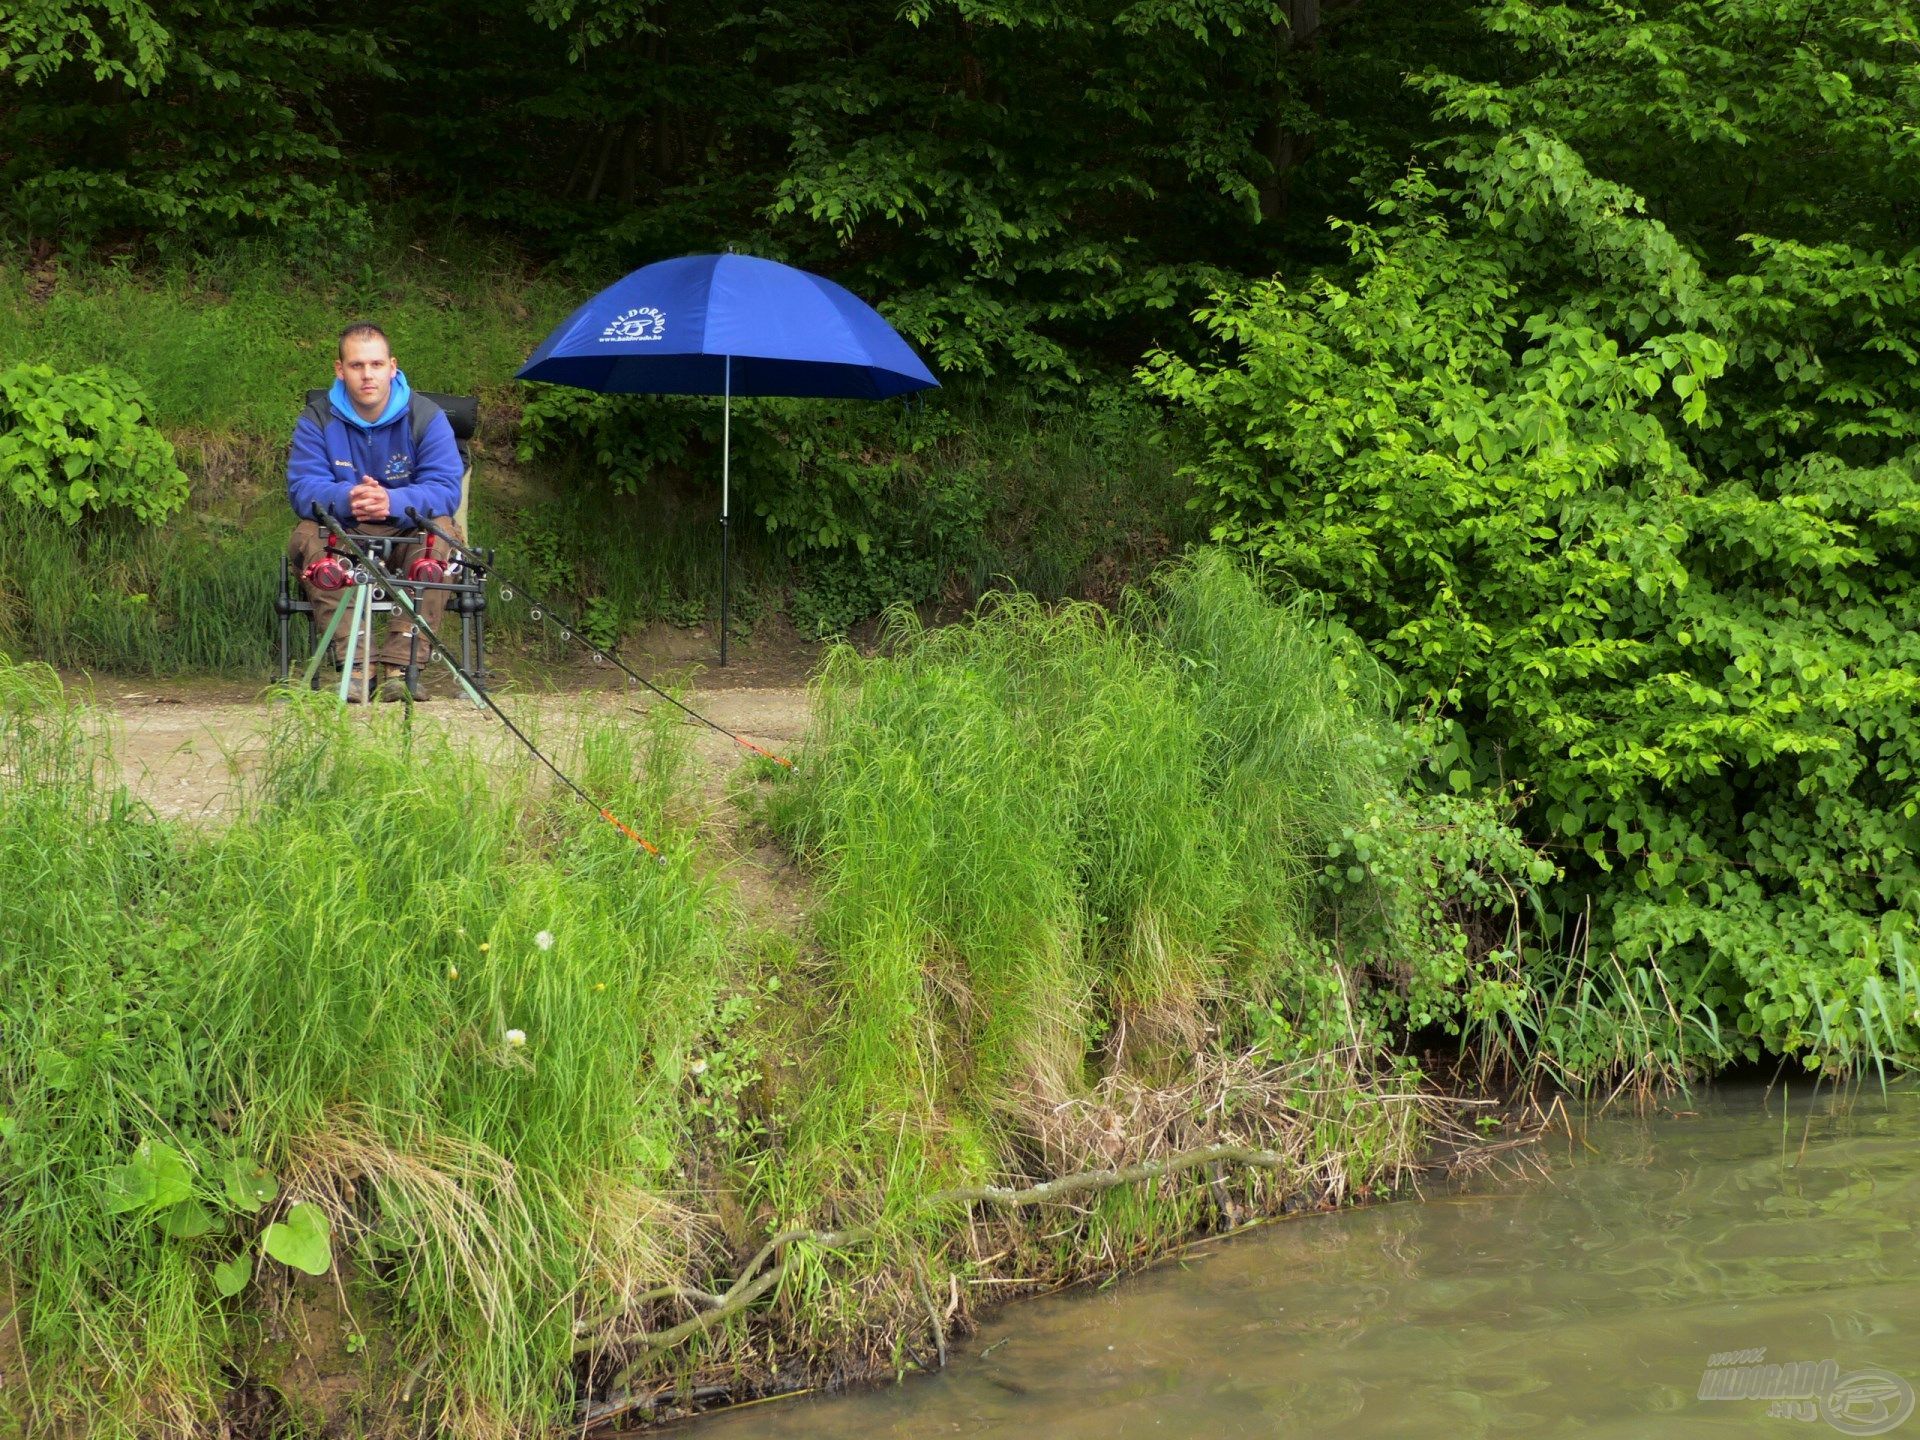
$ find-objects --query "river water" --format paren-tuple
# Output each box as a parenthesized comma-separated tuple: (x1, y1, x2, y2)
(691, 1083, 1918, 1438)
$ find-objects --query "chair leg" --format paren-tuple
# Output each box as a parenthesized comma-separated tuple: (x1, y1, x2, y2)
(304, 610, 325, 689)
(276, 555, 291, 683)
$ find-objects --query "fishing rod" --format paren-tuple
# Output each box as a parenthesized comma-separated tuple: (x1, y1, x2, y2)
(313, 508, 665, 860)
(401, 509, 794, 770)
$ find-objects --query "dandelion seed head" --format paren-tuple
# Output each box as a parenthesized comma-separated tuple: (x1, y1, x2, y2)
(535, 930, 555, 952)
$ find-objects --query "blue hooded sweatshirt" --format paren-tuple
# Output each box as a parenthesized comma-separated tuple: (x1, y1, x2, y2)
(285, 369, 464, 522)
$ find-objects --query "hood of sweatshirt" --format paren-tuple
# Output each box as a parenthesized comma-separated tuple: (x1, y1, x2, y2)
(328, 369, 414, 431)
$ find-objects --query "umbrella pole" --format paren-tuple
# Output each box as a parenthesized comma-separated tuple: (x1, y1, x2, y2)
(720, 355, 731, 667)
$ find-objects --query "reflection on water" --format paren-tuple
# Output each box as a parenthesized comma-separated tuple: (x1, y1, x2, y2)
(691, 1084, 1919, 1438)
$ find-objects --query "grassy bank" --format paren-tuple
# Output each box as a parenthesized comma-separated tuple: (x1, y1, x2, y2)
(0, 247, 1195, 678)
(1, 554, 1569, 1436)
(1, 242, 570, 438)
(0, 654, 735, 1434)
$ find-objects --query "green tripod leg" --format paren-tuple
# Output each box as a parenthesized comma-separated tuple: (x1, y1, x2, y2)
(299, 586, 355, 690)
(336, 584, 371, 702)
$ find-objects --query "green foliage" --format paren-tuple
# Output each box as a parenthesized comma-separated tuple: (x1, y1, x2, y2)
(479, 482, 772, 649)
(0, 0, 1412, 375)
(518, 382, 1195, 637)
(391, 0, 1333, 376)
(0, 363, 188, 524)
(1319, 785, 1546, 1037)
(0, 658, 730, 1431)
(260, 1202, 333, 1277)
(684, 985, 778, 1148)
(210, 1253, 252, 1298)
(765, 552, 1543, 1214)
(0, 0, 388, 244)
(1146, 27, 1920, 1069)
(786, 546, 940, 641)
(0, 503, 278, 674)
(99, 1136, 327, 1283)
(1421, 0, 1920, 260)
(516, 389, 705, 498)
(101, 1139, 195, 1216)
(518, 387, 962, 561)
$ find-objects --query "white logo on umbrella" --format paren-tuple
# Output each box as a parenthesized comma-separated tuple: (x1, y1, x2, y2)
(598, 307, 666, 343)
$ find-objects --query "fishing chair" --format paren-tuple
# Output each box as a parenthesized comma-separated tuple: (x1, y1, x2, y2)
(274, 392, 494, 699)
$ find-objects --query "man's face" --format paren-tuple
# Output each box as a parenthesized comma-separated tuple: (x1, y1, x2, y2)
(336, 335, 396, 416)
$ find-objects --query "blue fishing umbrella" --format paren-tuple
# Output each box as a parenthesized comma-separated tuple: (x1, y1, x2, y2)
(517, 252, 940, 663)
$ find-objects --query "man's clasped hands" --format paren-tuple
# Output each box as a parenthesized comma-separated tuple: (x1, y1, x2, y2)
(349, 476, 392, 522)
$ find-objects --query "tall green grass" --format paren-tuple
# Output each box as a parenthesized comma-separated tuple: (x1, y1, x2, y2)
(759, 552, 1428, 1266)
(0, 655, 731, 1435)
(0, 479, 785, 679)
(477, 479, 785, 658)
(950, 388, 1203, 601)
(0, 505, 281, 674)
(0, 554, 1737, 1434)
(731, 552, 1750, 1378)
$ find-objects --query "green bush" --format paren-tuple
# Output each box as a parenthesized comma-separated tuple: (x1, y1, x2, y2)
(517, 386, 958, 561)
(516, 382, 1194, 636)
(1143, 156, 1920, 1071)
(0, 363, 190, 525)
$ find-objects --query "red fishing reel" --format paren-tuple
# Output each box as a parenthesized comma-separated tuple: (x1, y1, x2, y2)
(407, 533, 448, 584)
(302, 538, 352, 592)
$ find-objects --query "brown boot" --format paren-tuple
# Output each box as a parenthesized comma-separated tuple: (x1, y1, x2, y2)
(378, 666, 432, 703)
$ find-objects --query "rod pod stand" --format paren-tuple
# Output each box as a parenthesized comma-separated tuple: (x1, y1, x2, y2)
(313, 510, 486, 706)
(315, 509, 667, 861)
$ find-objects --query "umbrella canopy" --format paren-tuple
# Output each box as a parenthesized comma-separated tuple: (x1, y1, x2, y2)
(516, 252, 938, 399)
(515, 252, 939, 664)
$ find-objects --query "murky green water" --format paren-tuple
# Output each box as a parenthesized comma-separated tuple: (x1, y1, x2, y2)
(693, 1083, 1919, 1438)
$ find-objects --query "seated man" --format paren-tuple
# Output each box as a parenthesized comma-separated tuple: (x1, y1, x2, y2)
(286, 322, 465, 701)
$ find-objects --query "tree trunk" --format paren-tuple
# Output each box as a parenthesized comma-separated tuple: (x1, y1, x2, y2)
(1256, 0, 1333, 227)
(583, 127, 617, 205)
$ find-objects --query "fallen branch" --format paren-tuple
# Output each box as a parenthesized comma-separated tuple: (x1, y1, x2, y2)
(589, 1140, 1304, 1402)
(924, 1142, 1298, 1210)
(599, 1227, 869, 1387)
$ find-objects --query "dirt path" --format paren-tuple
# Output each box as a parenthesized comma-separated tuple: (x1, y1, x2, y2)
(87, 673, 818, 930)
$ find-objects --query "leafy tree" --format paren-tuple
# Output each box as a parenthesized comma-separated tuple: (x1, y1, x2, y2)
(6, 0, 1433, 375)
(0, 0, 389, 242)
(385, 0, 1330, 378)
(1146, 0, 1920, 1067)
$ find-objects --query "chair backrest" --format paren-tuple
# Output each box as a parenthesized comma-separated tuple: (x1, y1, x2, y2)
(418, 394, 479, 538)
(418, 393, 479, 453)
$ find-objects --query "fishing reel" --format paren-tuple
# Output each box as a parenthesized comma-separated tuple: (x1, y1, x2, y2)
(302, 538, 352, 592)
(407, 532, 449, 585)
